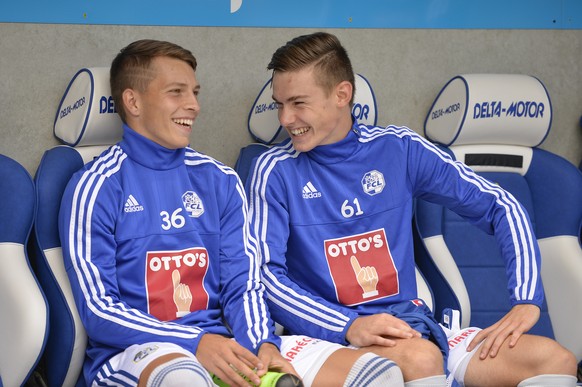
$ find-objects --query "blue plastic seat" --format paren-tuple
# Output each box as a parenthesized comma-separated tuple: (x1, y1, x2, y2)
(29, 67, 122, 387)
(0, 154, 48, 387)
(416, 74, 582, 361)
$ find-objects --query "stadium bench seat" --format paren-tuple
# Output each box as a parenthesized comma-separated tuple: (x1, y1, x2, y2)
(0, 154, 48, 387)
(30, 67, 122, 387)
(415, 73, 582, 361)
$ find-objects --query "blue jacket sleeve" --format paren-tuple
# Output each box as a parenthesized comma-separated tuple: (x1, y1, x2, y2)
(218, 170, 281, 352)
(406, 133, 544, 307)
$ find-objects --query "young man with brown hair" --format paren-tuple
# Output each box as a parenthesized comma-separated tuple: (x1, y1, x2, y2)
(247, 31, 577, 386)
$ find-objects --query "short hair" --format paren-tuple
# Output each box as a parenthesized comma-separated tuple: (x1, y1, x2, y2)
(110, 39, 198, 123)
(268, 32, 355, 105)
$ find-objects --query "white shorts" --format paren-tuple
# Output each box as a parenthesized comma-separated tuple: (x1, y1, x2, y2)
(92, 342, 199, 386)
(93, 336, 344, 387)
(279, 335, 345, 386)
(442, 325, 483, 386)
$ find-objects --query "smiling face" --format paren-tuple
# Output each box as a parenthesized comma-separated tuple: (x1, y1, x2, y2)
(272, 65, 353, 153)
(123, 56, 200, 149)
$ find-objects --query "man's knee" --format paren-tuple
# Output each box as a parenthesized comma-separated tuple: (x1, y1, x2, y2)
(401, 340, 444, 377)
(463, 336, 578, 386)
(536, 340, 578, 375)
(371, 338, 444, 379)
(510, 336, 578, 377)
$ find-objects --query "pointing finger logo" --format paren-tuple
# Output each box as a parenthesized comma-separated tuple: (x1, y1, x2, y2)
(350, 255, 379, 298)
(172, 269, 193, 318)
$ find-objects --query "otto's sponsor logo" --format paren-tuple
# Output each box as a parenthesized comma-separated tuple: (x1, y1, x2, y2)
(146, 247, 209, 321)
(361, 170, 385, 196)
(326, 233, 385, 258)
(473, 101, 545, 119)
(324, 229, 399, 306)
(448, 328, 478, 349)
(148, 249, 208, 272)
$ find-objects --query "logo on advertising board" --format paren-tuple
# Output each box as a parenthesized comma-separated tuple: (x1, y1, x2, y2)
(145, 247, 209, 321)
(472, 100, 545, 119)
(324, 229, 398, 306)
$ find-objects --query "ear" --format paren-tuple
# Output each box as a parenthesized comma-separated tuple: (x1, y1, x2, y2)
(122, 88, 140, 118)
(335, 80, 353, 108)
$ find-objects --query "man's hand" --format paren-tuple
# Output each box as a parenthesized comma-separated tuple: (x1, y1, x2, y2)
(346, 314, 421, 347)
(196, 334, 262, 386)
(257, 342, 300, 379)
(467, 304, 540, 359)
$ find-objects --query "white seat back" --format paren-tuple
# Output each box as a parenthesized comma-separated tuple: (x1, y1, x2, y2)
(31, 67, 122, 386)
(417, 74, 582, 360)
(0, 154, 48, 387)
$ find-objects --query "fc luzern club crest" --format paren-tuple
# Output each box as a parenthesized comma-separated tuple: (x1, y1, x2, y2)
(361, 170, 385, 195)
(182, 191, 204, 217)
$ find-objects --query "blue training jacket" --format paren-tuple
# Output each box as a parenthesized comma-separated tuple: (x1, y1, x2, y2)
(247, 123, 543, 347)
(59, 125, 279, 384)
